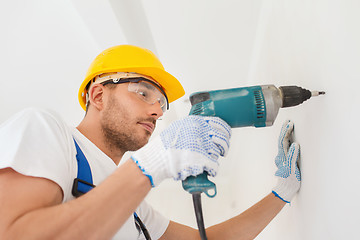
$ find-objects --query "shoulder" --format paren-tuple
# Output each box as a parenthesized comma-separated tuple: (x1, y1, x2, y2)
(0, 108, 74, 159)
(0, 108, 76, 201)
(5, 107, 64, 124)
(1, 108, 69, 135)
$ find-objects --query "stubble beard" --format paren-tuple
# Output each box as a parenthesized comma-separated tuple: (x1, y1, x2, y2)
(100, 95, 153, 153)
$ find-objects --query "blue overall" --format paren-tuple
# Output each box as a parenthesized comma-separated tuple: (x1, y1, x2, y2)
(72, 139, 151, 240)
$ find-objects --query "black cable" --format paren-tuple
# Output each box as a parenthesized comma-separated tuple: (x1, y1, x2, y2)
(134, 213, 152, 240)
(192, 193, 208, 240)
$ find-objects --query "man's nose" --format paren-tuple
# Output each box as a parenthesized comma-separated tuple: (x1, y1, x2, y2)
(149, 101, 164, 119)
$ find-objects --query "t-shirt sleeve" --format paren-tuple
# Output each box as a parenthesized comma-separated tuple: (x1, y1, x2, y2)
(0, 108, 74, 199)
(137, 201, 170, 240)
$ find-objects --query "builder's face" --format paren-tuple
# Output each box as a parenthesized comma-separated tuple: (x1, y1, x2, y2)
(100, 78, 164, 152)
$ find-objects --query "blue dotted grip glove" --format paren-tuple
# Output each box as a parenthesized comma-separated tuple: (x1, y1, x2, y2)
(272, 120, 301, 203)
(131, 115, 231, 187)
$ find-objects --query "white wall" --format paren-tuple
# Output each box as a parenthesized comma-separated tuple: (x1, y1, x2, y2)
(247, 1, 360, 239)
(147, 1, 360, 239)
(0, 0, 124, 125)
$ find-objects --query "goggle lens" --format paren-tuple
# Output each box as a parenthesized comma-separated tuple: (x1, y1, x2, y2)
(128, 81, 168, 113)
(99, 77, 169, 113)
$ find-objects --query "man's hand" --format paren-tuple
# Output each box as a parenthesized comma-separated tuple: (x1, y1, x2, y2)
(131, 115, 232, 187)
(272, 120, 301, 203)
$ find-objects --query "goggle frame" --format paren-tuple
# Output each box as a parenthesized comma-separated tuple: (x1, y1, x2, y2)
(100, 77, 169, 112)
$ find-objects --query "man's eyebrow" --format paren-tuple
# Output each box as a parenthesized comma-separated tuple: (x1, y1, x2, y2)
(142, 83, 157, 90)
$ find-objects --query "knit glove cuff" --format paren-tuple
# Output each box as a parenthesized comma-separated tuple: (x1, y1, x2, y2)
(131, 137, 170, 187)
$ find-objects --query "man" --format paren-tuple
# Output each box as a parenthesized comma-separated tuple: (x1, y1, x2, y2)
(0, 45, 300, 239)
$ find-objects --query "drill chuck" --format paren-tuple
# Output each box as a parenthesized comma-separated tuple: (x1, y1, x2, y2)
(279, 86, 322, 108)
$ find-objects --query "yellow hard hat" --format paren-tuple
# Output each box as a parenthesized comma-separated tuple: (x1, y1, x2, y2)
(78, 45, 185, 110)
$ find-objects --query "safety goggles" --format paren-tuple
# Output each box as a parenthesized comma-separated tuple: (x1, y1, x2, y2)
(100, 77, 169, 113)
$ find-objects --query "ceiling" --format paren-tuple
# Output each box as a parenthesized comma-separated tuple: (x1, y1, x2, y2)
(1, 0, 263, 132)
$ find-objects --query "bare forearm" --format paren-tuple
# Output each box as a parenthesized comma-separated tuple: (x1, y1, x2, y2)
(4, 160, 151, 240)
(206, 193, 285, 240)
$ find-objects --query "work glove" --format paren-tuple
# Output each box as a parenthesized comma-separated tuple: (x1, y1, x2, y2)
(131, 115, 232, 187)
(272, 120, 301, 203)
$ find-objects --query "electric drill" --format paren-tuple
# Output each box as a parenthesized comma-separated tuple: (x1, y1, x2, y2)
(182, 84, 325, 240)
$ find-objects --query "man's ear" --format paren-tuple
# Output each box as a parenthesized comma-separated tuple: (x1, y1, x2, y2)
(88, 84, 105, 111)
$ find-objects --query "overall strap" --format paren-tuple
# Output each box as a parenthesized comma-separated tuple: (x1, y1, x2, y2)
(71, 138, 151, 240)
(72, 138, 95, 197)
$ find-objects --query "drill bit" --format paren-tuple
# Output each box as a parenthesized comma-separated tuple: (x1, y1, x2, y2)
(311, 91, 326, 96)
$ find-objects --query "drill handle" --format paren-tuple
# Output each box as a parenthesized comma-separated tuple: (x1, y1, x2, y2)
(182, 173, 217, 198)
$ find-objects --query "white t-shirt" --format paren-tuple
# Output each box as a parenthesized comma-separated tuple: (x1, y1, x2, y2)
(0, 108, 169, 239)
